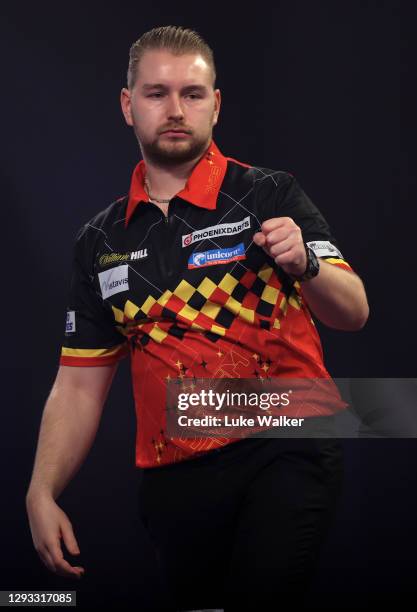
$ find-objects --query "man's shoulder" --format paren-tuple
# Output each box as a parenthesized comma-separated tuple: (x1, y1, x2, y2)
(226, 156, 294, 187)
(75, 195, 128, 242)
(225, 156, 294, 200)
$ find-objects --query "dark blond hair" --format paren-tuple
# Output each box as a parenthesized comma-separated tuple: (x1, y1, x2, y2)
(127, 26, 216, 90)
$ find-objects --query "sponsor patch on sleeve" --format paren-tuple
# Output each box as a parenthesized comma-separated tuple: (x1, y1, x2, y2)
(66, 310, 76, 334)
(306, 240, 343, 259)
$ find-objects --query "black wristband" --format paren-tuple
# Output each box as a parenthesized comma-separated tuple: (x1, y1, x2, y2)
(289, 245, 320, 282)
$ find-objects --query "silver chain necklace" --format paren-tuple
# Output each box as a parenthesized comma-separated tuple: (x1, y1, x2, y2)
(144, 177, 171, 203)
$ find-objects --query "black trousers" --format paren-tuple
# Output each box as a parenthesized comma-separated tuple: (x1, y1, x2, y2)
(137, 433, 344, 611)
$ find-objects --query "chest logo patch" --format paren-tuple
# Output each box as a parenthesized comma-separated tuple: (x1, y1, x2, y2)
(98, 264, 129, 299)
(182, 216, 251, 247)
(99, 249, 148, 267)
(188, 243, 246, 269)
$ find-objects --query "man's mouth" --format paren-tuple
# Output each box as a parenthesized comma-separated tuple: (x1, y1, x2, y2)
(161, 129, 190, 135)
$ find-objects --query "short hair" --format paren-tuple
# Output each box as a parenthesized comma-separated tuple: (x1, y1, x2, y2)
(127, 26, 217, 90)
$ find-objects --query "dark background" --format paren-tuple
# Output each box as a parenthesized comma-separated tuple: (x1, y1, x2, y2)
(1, 1, 416, 609)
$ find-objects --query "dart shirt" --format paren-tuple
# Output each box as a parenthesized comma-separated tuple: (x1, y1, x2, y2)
(60, 139, 352, 468)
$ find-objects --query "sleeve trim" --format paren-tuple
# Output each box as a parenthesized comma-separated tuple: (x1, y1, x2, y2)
(321, 257, 353, 271)
(60, 343, 129, 366)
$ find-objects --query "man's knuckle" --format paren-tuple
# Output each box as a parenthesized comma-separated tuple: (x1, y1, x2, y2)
(37, 544, 50, 557)
(45, 558, 57, 573)
(55, 561, 69, 574)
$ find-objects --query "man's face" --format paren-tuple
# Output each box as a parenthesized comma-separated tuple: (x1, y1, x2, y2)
(121, 49, 221, 167)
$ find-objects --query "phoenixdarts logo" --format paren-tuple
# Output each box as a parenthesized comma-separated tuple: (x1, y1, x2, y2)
(188, 243, 246, 269)
(182, 217, 251, 247)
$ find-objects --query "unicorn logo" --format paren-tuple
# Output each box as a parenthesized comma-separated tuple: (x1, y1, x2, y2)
(192, 252, 206, 267)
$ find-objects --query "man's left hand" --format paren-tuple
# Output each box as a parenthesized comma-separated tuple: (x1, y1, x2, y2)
(253, 217, 308, 278)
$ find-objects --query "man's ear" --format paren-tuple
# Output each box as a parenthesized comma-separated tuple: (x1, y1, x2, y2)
(120, 88, 133, 126)
(213, 88, 221, 127)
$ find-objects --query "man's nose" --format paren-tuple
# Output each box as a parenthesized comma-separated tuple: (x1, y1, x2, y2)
(166, 93, 185, 119)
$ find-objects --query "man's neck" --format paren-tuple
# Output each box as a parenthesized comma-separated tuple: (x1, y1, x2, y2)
(142, 145, 209, 201)
(143, 162, 192, 201)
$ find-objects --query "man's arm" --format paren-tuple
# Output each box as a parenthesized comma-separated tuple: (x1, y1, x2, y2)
(253, 217, 369, 331)
(296, 260, 369, 331)
(25, 363, 118, 579)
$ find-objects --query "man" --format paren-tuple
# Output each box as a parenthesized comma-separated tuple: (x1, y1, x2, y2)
(26, 26, 369, 611)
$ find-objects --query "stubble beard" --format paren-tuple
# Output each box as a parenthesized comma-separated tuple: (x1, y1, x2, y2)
(138, 130, 212, 168)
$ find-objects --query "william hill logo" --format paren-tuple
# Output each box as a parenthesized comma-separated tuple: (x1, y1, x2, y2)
(99, 249, 148, 267)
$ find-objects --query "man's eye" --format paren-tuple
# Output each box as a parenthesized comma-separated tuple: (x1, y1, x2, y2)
(147, 92, 202, 99)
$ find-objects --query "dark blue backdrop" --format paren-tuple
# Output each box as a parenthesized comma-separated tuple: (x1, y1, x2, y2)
(1, 2, 416, 609)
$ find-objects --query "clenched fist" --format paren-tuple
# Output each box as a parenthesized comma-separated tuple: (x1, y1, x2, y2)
(253, 217, 308, 278)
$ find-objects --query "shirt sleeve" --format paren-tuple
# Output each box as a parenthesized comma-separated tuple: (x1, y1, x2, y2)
(59, 225, 129, 367)
(275, 175, 353, 272)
